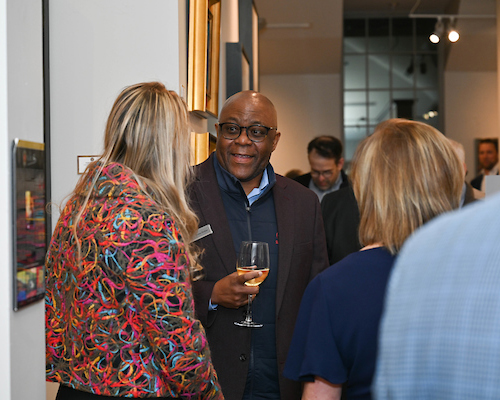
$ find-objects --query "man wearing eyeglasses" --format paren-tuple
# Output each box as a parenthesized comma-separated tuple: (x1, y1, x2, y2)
(189, 90, 329, 400)
(294, 136, 348, 202)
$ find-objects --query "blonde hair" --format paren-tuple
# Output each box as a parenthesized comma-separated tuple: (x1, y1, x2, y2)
(351, 118, 463, 255)
(72, 82, 201, 278)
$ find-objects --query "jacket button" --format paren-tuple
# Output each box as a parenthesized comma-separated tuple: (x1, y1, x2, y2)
(239, 354, 247, 362)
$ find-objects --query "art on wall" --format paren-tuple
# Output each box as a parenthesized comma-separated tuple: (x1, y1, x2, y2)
(188, 0, 222, 117)
(12, 139, 46, 311)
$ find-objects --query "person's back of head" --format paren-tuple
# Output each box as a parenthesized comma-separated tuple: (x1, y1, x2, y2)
(74, 82, 200, 274)
(350, 118, 463, 254)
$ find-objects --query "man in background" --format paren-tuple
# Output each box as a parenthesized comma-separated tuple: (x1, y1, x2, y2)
(471, 138, 499, 191)
(189, 90, 329, 400)
(295, 136, 349, 201)
(447, 138, 484, 205)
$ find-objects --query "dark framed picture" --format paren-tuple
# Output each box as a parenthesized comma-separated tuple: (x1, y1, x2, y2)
(474, 137, 499, 174)
(12, 139, 46, 311)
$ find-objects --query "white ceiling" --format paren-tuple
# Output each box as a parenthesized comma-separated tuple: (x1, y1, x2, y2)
(254, 0, 496, 75)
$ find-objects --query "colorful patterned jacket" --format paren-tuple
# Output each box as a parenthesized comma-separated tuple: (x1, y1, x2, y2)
(45, 163, 222, 399)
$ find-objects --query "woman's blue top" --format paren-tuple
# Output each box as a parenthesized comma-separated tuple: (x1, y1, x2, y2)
(284, 247, 396, 400)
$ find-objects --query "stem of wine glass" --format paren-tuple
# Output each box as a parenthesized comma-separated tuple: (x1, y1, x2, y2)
(245, 294, 253, 323)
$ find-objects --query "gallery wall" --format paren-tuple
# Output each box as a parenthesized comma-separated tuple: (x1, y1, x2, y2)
(2, 0, 45, 398)
(0, 0, 13, 396)
(260, 73, 343, 176)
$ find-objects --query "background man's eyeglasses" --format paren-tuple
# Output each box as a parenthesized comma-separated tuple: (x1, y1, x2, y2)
(310, 170, 334, 179)
(218, 123, 277, 143)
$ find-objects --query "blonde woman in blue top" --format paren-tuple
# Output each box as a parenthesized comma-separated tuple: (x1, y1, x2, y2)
(284, 118, 463, 400)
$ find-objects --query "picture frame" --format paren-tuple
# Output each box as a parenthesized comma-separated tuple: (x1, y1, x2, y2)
(474, 137, 499, 175)
(188, 0, 221, 117)
(12, 139, 46, 311)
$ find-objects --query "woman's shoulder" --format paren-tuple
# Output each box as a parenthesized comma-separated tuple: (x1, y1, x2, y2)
(318, 247, 395, 282)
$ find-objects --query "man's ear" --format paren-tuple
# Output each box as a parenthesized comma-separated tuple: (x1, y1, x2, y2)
(271, 131, 281, 152)
(338, 157, 345, 169)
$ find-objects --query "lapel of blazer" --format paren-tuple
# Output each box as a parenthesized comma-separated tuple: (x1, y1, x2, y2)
(273, 176, 294, 314)
(193, 155, 236, 275)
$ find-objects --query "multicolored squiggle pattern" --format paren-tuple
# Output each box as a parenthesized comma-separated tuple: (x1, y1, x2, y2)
(45, 163, 222, 399)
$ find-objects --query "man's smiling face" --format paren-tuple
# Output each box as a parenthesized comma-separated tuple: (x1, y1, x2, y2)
(215, 92, 280, 192)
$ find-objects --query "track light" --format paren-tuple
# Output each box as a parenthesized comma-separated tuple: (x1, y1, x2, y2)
(428, 17, 460, 44)
(447, 18, 459, 42)
(429, 18, 444, 44)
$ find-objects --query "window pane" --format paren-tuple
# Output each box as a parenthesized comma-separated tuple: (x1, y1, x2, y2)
(344, 91, 367, 126)
(368, 18, 390, 52)
(344, 126, 368, 160)
(368, 54, 390, 89)
(391, 18, 413, 52)
(416, 90, 439, 128)
(368, 90, 391, 125)
(416, 18, 438, 52)
(416, 54, 438, 89)
(344, 55, 366, 89)
(344, 19, 366, 53)
(392, 55, 414, 88)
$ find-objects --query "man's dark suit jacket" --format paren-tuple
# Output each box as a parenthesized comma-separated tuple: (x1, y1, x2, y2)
(294, 169, 350, 191)
(189, 154, 329, 400)
(321, 186, 361, 265)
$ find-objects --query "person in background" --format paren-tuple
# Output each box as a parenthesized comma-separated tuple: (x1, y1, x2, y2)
(373, 187, 500, 400)
(294, 136, 348, 201)
(189, 90, 329, 400)
(470, 138, 499, 191)
(285, 169, 304, 180)
(321, 186, 361, 265)
(284, 118, 463, 400)
(45, 82, 222, 400)
(447, 138, 484, 205)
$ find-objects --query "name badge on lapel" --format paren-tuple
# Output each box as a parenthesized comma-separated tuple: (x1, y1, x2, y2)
(194, 224, 213, 241)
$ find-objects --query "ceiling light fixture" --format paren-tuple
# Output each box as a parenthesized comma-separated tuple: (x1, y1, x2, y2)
(266, 22, 311, 29)
(409, 1, 495, 45)
(429, 17, 443, 44)
(447, 18, 460, 43)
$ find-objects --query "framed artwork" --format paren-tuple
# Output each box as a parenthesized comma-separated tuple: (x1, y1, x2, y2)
(188, 0, 221, 117)
(12, 139, 46, 311)
(474, 137, 499, 174)
(191, 132, 210, 165)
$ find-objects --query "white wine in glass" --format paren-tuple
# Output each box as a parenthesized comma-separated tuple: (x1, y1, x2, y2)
(234, 241, 270, 328)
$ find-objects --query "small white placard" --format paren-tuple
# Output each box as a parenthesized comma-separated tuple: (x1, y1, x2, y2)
(485, 175, 500, 197)
(77, 156, 100, 174)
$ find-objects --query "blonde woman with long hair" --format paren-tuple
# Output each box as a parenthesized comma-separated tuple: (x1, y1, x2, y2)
(45, 82, 222, 400)
(284, 118, 463, 400)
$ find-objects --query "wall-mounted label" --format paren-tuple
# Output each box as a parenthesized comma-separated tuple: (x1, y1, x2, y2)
(77, 156, 100, 174)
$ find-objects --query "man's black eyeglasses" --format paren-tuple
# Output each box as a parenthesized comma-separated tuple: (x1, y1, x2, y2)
(218, 123, 277, 143)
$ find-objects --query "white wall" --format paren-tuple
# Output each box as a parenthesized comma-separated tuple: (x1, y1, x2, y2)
(4, 0, 46, 399)
(259, 73, 342, 175)
(445, 71, 499, 177)
(49, 0, 186, 213)
(0, 0, 12, 397)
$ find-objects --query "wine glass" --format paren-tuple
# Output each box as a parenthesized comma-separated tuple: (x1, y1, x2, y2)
(234, 241, 270, 328)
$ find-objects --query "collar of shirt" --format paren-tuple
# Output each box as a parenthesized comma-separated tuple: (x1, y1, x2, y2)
(460, 182, 467, 208)
(247, 169, 270, 205)
(308, 171, 343, 202)
(212, 152, 276, 204)
(480, 163, 500, 176)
